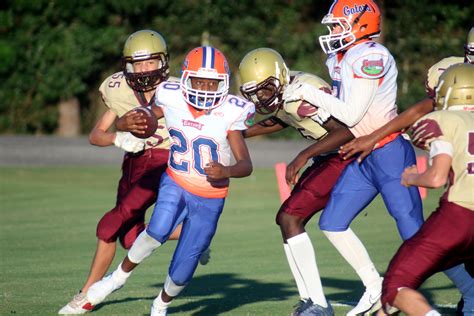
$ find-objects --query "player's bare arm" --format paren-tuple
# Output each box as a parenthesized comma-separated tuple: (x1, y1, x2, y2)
(340, 98, 434, 162)
(205, 130, 252, 181)
(285, 118, 353, 185)
(243, 116, 287, 138)
(401, 153, 452, 188)
(89, 109, 118, 146)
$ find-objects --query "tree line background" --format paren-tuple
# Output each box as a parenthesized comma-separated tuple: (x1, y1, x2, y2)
(1, 0, 472, 137)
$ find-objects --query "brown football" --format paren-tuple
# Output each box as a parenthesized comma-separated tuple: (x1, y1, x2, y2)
(131, 107, 158, 139)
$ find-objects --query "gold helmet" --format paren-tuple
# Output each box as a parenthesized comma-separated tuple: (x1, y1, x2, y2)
(122, 30, 169, 92)
(435, 63, 474, 111)
(239, 48, 290, 114)
(465, 27, 474, 64)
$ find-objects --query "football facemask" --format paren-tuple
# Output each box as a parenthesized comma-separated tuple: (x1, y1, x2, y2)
(240, 77, 283, 115)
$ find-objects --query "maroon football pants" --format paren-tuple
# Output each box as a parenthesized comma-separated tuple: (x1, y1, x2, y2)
(382, 199, 474, 308)
(96, 148, 169, 249)
(277, 153, 352, 221)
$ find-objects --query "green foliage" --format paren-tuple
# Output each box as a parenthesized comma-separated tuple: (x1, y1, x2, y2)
(384, 1, 473, 110)
(0, 1, 471, 134)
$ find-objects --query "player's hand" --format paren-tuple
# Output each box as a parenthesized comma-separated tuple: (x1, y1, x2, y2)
(116, 110, 147, 134)
(114, 132, 145, 153)
(339, 134, 378, 163)
(204, 161, 230, 181)
(286, 154, 308, 185)
(282, 82, 305, 103)
(401, 165, 418, 187)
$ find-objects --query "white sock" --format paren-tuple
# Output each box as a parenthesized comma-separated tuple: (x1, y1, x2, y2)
(323, 228, 381, 291)
(128, 230, 162, 264)
(283, 243, 309, 299)
(153, 290, 171, 310)
(113, 262, 132, 283)
(287, 233, 327, 307)
(425, 310, 441, 316)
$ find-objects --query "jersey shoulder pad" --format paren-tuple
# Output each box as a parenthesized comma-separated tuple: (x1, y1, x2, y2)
(425, 56, 464, 94)
(155, 80, 181, 108)
(410, 111, 453, 150)
(99, 72, 133, 110)
(225, 94, 255, 129)
(348, 42, 393, 79)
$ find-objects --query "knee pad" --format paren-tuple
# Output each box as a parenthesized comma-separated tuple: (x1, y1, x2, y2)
(164, 275, 186, 297)
(128, 231, 161, 264)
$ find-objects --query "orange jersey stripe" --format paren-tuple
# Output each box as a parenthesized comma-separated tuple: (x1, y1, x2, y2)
(376, 131, 401, 149)
(166, 169, 228, 198)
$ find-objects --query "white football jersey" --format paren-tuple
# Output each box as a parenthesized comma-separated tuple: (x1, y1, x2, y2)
(155, 81, 255, 198)
(326, 41, 398, 137)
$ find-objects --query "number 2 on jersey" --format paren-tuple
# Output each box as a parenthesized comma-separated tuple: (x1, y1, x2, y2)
(169, 128, 219, 175)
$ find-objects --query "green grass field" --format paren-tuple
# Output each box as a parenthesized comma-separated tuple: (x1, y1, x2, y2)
(0, 167, 459, 315)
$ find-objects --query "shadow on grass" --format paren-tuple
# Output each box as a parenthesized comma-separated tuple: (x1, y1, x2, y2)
(93, 274, 458, 315)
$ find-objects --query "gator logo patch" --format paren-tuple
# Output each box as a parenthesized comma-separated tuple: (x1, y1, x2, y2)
(361, 58, 384, 76)
(244, 111, 255, 127)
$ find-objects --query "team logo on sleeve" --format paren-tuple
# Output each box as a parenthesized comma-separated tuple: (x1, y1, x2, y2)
(410, 118, 443, 149)
(361, 58, 384, 76)
(244, 111, 255, 127)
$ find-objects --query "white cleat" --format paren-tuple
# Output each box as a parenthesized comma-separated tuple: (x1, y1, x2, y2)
(150, 296, 168, 316)
(58, 292, 94, 314)
(86, 273, 125, 306)
(347, 288, 382, 316)
(199, 248, 211, 265)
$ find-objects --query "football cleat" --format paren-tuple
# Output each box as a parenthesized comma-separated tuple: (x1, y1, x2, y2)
(295, 298, 334, 316)
(347, 288, 382, 316)
(86, 273, 125, 306)
(291, 299, 311, 316)
(199, 248, 211, 266)
(58, 292, 94, 315)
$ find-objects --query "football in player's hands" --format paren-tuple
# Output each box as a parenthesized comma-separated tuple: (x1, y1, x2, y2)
(131, 107, 158, 139)
(296, 101, 318, 117)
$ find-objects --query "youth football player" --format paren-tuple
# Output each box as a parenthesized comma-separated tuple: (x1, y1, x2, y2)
(83, 46, 254, 316)
(239, 47, 354, 315)
(381, 63, 474, 316)
(283, 1, 423, 314)
(338, 26, 474, 316)
(59, 30, 187, 315)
